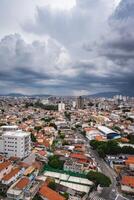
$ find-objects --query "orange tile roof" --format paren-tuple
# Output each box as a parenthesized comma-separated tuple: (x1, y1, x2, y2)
(70, 153, 87, 160)
(127, 156, 134, 160)
(95, 135, 106, 141)
(0, 161, 11, 171)
(120, 138, 129, 143)
(125, 156, 134, 165)
(15, 177, 30, 190)
(84, 128, 95, 132)
(121, 176, 134, 187)
(2, 168, 20, 181)
(74, 144, 83, 148)
(39, 185, 65, 200)
(42, 139, 50, 148)
(18, 162, 30, 168)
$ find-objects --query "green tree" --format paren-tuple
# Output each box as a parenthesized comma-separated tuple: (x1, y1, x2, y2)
(127, 135, 134, 144)
(34, 126, 42, 132)
(31, 133, 37, 142)
(90, 140, 105, 150)
(33, 194, 43, 200)
(59, 132, 65, 139)
(97, 146, 106, 158)
(62, 192, 69, 200)
(87, 171, 111, 187)
(48, 155, 64, 169)
(49, 123, 57, 130)
(48, 181, 56, 190)
(64, 111, 71, 121)
(106, 140, 121, 155)
(80, 131, 86, 137)
(122, 146, 134, 154)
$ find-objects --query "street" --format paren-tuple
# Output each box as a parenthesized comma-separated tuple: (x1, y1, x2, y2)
(89, 146, 117, 200)
(76, 130, 130, 200)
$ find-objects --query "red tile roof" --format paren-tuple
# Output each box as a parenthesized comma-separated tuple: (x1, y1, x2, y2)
(121, 176, 134, 188)
(2, 168, 20, 181)
(15, 177, 30, 190)
(84, 128, 95, 132)
(70, 153, 87, 160)
(39, 185, 65, 200)
(125, 156, 134, 165)
(0, 161, 11, 171)
(18, 162, 30, 168)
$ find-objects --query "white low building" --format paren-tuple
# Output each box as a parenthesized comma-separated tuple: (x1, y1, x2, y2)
(0, 129, 31, 158)
(97, 126, 116, 135)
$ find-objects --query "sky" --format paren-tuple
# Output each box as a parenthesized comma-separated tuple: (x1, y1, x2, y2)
(0, 0, 134, 96)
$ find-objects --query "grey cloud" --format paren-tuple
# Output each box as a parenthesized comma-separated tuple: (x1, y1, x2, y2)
(22, 0, 110, 48)
(0, 33, 118, 95)
(81, 0, 134, 96)
(1, 0, 134, 96)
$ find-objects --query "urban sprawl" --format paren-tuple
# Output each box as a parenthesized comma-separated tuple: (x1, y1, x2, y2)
(0, 95, 133, 200)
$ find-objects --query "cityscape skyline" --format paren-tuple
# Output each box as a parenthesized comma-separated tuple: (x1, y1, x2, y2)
(1, 0, 134, 96)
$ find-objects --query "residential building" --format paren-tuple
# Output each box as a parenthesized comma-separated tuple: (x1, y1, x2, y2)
(0, 129, 31, 158)
(64, 159, 83, 173)
(0, 161, 12, 181)
(76, 96, 84, 109)
(2, 167, 21, 185)
(121, 176, 134, 194)
(125, 156, 134, 170)
(58, 102, 65, 112)
(7, 177, 30, 199)
(39, 185, 65, 200)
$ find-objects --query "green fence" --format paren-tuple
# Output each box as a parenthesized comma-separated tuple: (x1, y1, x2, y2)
(43, 165, 87, 178)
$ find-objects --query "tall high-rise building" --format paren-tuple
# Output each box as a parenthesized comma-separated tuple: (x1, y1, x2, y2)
(58, 102, 65, 112)
(76, 96, 84, 109)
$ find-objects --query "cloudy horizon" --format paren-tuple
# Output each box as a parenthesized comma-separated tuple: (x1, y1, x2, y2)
(0, 0, 134, 96)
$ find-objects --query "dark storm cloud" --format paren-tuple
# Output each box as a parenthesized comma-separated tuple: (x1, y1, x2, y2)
(82, 0, 134, 95)
(0, 33, 74, 94)
(0, 0, 134, 95)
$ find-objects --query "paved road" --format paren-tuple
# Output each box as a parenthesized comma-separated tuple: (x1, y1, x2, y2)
(76, 131, 118, 200)
(89, 191, 105, 200)
(88, 145, 117, 200)
(85, 140, 132, 200)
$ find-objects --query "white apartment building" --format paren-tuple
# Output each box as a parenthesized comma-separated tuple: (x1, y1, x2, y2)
(0, 129, 31, 158)
(58, 102, 65, 112)
(0, 125, 18, 132)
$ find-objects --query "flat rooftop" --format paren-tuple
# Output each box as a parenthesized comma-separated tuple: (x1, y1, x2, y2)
(3, 130, 30, 137)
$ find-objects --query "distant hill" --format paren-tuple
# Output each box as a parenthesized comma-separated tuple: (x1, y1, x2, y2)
(0, 93, 51, 98)
(0, 92, 133, 98)
(84, 92, 119, 98)
(84, 91, 133, 98)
